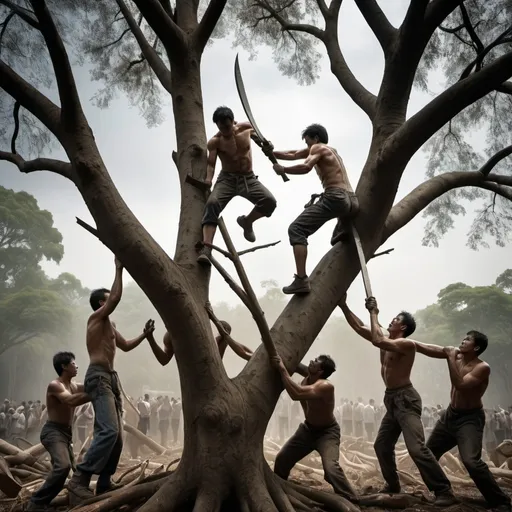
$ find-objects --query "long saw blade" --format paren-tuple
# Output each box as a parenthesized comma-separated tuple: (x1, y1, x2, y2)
(234, 55, 289, 182)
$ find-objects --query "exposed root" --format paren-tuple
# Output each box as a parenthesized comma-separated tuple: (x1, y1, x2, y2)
(192, 488, 222, 512)
(136, 470, 191, 512)
(264, 468, 294, 512)
(358, 492, 430, 508)
(166, 457, 181, 471)
(113, 462, 143, 484)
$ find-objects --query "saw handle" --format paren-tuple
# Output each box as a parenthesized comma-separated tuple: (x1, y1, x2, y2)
(251, 135, 289, 182)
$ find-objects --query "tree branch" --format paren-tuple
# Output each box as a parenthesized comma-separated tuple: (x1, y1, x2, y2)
(353, 0, 397, 56)
(0, 0, 39, 29)
(193, 0, 228, 53)
(496, 81, 512, 95)
(459, 1, 483, 53)
(130, 0, 187, 60)
(424, 0, 462, 38)
(478, 145, 512, 176)
(29, 0, 83, 123)
(204, 239, 281, 260)
(115, 0, 173, 92)
(487, 173, 512, 187)
(316, 0, 329, 18)
(370, 247, 394, 259)
(386, 51, 512, 164)
(10, 101, 19, 153)
(76, 217, 105, 243)
(0, 59, 62, 137)
(382, 171, 512, 241)
(0, 151, 73, 180)
(217, 219, 278, 358)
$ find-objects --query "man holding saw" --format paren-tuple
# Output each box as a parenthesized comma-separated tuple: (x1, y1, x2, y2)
(271, 124, 359, 294)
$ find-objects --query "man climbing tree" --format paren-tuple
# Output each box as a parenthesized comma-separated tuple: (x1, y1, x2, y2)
(197, 106, 277, 264)
(272, 124, 358, 294)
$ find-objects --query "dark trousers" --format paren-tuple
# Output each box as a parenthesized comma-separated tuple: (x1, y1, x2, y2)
(77, 365, 123, 482)
(138, 416, 150, 435)
(342, 420, 352, 436)
(274, 421, 356, 500)
(31, 422, 73, 506)
(159, 420, 169, 446)
(289, 188, 357, 246)
(375, 385, 451, 493)
(427, 406, 511, 507)
(202, 171, 276, 226)
(171, 418, 180, 443)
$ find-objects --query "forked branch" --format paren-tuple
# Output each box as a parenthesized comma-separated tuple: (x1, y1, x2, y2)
(216, 218, 278, 358)
(194, 0, 228, 52)
(478, 145, 512, 176)
(205, 240, 281, 260)
(0, 151, 72, 180)
(353, 0, 396, 55)
(0, 0, 39, 29)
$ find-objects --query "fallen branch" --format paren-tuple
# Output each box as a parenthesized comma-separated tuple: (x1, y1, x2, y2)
(370, 247, 394, 259)
(123, 424, 165, 455)
(203, 239, 281, 260)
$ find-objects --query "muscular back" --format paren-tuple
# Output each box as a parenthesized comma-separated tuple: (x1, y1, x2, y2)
(312, 144, 353, 191)
(380, 345, 415, 390)
(209, 123, 253, 174)
(87, 315, 117, 370)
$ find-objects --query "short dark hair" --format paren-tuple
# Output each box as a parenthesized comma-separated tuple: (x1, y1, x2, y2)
(302, 124, 328, 144)
(318, 354, 336, 378)
(53, 352, 75, 376)
(398, 311, 416, 337)
(467, 330, 488, 354)
(213, 106, 234, 124)
(220, 320, 232, 334)
(89, 288, 110, 311)
(144, 394, 150, 400)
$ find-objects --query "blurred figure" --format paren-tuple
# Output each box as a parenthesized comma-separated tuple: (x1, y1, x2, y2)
(158, 396, 172, 447)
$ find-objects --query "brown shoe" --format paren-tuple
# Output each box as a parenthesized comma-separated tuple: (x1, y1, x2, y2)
(237, 216, 256, 243)
(282, 275, 310, 295)
(67, 476, 94, 506)
(197, 246, 212, 265)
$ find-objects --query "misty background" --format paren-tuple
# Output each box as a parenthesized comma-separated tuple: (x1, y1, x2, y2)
(1, 2, 511, 409)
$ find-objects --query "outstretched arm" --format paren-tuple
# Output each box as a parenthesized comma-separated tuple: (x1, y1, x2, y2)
(274, 144, 322, 175)
(147, 330, 174, 366)
(445, 348, 490, 390)
(339, 298, 372, 342)
(271, 356, 332, 401)
(116, 319, 154, 353)
(273, 148, 310, 161)
(92, 257, 123, 319)
(49, 382, 90, 407)
(415, 341, 447, 359)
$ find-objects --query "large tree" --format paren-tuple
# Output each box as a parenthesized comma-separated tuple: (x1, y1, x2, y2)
(1, 1, 512, 511)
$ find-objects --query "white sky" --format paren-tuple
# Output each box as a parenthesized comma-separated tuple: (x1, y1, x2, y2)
(0, 1, 510, 327)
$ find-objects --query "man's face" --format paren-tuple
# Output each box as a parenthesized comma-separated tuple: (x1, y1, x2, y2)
(63, 359, 78, 377)
(308, 357, 323, 376)
(388, 314, 404, 335)
(459, 334, 477, 354)
(216, 118, 234, 136)
(303, 135, 317, 148)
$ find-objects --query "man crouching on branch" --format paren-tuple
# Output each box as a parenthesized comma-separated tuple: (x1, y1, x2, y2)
(271, 354, 357, 502)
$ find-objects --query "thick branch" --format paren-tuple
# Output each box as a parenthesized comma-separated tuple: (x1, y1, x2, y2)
(496, 81, 512, 95)
(115, 0, 173, 92)
(29, 0, 83, 122)
(315, 0, 329, 18)
(0, 0, 39, 29)
(130, 0, 186, 60)
(193, 0, 227, 52)
(424, 0, 462, 38)
(387, 51, 512, 163)
(478, 145, 512, 176)
(0, 151, 72, 180)
(217, 219, 278, 358)
(487, 173, 512, 187)
(383, 171, 512, 241)
(10, 101, 19, 153)
(353, 0, 396, 55)
(0, 59, 62, 137)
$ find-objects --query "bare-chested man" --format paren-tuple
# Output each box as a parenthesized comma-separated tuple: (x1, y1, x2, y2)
(197, 106, 277, 264)
(67, 257, 154, 504)
(270, 354, 357, 501)
(272, 124, 358, 294)
(415, 333, 511, 511)
(340, 296, 457, 506)
(27, 352, 89, 512)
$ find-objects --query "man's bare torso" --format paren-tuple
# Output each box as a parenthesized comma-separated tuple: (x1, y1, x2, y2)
(313, 145, 353, 192)
(380, 348, 415, 389)
(450, 357, 488, 409)
(211, 123, 253, 175)
(47, 379, 77, 426)
(301, 377, 336, 427)
(87, 315, 116, 370)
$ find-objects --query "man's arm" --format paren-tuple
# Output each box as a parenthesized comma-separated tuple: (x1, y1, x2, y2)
(415, 341, 447, 359)
(148, 331, 174, 366)
(49, 382, 90, 407)
(445, 348, 491, 390)
(273, 145, 322, 175)
(205, 138, 218, 185)
(116, 319, 153, 353)
(271, 356, 332, 401)
(339, 299, 372, 342)
(273, 148, 310, 161)
(91, 258, 123, 320)
(76, 383, 85, 392)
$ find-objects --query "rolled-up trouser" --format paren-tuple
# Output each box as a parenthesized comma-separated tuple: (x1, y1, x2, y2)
(76, 365, 123, 478)
(288, 188, 357, 246)
(202, 171, 277, 226)
(374, 384, 451, 494)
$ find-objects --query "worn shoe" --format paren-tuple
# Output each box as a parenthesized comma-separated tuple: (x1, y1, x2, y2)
(197, 246, 212, 265)
(67, 476, 94, 506)
(378, 484, 401, 494)
(282, 275, 311, 295)
(237, 215, 256, 243)
(434, 491, 458, 507)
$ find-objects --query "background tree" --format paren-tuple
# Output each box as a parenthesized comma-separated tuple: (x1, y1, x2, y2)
(1, 1, 512, 510)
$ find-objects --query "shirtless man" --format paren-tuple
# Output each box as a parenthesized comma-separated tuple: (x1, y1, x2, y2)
(415, 333, 511, 511)
(272, 124, 358, 294)
(340, 296, 456, 506)
(27, 352, 89, 512)
(270, 354, 357, 501)
(197, 106, 277, 264)
(67, 257, 154, 504)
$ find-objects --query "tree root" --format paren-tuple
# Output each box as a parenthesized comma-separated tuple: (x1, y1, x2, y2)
(264, 468, 294, 512)
(192, 488, 222, 512)
(357, 492, 429, 509)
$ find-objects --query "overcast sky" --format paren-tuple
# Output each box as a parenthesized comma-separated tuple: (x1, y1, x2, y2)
(0, 2, 509, 328)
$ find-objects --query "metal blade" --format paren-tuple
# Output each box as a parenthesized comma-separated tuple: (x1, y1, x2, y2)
(350, 223, 373, 299)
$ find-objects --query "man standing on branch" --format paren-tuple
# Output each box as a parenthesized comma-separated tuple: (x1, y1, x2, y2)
(415, 334, 512, 511)
(339, 296, 456, 506)
(67, 257, 155, 504)
(197, 106, 277, 264)
(270, 354, 357, 502)
(272, 125, 358, 294)
(27, 352, 89, 512)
